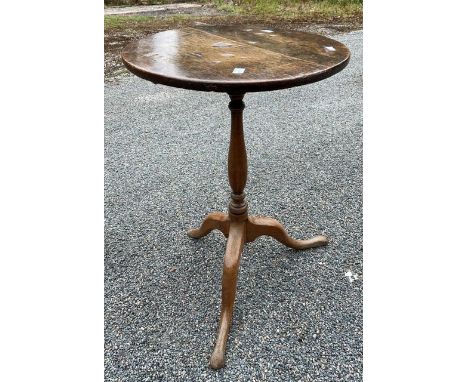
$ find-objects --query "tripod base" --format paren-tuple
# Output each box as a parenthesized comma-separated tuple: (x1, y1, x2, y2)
(187, 212, 328, 249)
(187, 212, 328, 369)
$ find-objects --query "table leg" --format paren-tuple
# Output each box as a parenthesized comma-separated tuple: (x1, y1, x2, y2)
(246, 216, 328, 249)
(209, 220, 245, 369)
(187, 212, 229, 239)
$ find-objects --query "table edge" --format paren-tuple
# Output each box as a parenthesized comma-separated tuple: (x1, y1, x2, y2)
(122, 54, 350, 93)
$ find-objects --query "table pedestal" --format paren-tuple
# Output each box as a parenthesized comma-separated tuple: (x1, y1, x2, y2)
(187, 94, 328, 369)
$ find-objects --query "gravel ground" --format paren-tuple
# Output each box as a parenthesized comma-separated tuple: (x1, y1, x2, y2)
(105, 29, 362, 382)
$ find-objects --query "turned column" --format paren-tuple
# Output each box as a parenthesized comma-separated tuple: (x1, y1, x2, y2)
(227, 94, 248, 221)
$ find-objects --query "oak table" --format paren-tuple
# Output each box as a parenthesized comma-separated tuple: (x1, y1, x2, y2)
(122, 26, 350, 369)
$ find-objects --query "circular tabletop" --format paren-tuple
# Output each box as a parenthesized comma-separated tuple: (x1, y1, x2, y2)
(121, 26, 350, 93)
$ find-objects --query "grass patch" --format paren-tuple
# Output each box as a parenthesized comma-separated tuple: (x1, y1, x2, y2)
(104, 14, 199, 30)
(212, 0, 362, 19)
(104, 15, 156, 29)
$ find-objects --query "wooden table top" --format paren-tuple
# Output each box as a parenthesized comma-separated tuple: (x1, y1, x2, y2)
(121, 26, 350, 93)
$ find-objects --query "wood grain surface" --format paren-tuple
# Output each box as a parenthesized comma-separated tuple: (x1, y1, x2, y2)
(122, 26, 350, 92)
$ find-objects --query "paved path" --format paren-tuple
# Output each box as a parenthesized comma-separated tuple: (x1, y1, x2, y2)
(105, 29, 362, 382)
(105, 3, 203, 16)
